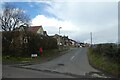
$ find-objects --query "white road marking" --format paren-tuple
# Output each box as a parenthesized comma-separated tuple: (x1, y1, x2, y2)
(71, 56, 75, 60)
(71, 52, 79, 60)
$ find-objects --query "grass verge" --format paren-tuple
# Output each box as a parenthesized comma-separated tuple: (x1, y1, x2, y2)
(2, 47, 70, 63)
(87, 48, 119, 77)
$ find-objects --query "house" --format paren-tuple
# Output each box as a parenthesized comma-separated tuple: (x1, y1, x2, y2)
(8, 25, 48, 45)
(69, 39, 77, 47)
(16, 25, 48, 36)
(52, 34, 63, 45)
(62, 36, 70, 46)
(27, 26, 47, 36)
(52, 34, 78, 47)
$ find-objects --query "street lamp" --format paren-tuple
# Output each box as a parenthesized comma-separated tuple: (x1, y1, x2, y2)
(59, 27, 62, 50)
(59, 27, 62, 45)
(59, 27, 62, 35)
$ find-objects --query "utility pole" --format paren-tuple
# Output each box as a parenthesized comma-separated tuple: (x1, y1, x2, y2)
(90, 32, 92, 46)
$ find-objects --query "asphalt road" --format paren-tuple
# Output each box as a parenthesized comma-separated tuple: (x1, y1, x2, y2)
(2, 65, 73, 78)
(2, 48, 111, 78)
(21, 48, 109, 78)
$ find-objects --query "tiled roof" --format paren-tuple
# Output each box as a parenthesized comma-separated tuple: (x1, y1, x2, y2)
(27, 26, 42, 33)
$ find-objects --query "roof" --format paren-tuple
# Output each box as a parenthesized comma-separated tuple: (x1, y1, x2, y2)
(27, 26, 42, 33)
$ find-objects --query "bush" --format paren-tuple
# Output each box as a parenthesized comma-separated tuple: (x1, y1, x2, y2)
(91, 43, 119, 63)
(2, 31, 58, 57)
(89, 44, 120, 77)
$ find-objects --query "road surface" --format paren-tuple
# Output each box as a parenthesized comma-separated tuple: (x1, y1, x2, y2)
(3, 48, 111, 78)
(2, 65, 73, 78)
(20, 48, 110, 78)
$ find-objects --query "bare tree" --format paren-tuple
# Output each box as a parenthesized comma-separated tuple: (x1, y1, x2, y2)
(0, 3, 30, 31)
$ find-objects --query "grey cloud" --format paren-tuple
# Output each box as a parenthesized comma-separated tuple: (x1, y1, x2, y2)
(46, 2, 118, 43)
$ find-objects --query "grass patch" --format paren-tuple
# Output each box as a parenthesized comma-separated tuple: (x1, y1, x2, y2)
(3, 47, 69, 62)
(2, 56, 32, 61)
(88, 48, 119, 77)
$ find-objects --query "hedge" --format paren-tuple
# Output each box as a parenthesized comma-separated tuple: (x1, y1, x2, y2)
(2, 31, 58, 57)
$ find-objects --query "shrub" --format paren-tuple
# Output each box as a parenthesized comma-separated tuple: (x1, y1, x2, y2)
(2, 31, 58, 57)
(91, 43, 119, 63)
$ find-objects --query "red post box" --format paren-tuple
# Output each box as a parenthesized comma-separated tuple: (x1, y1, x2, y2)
(39, 47, 43, 56)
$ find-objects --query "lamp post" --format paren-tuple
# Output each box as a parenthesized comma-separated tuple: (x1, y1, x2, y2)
(59, 27, 62, 35)
(59, 27, 62, 45)
(59, 27, 62, 50)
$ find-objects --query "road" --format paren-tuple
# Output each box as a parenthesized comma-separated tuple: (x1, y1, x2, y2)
(3, 48, 111, 78)
(20, 48, 110, 78)
(2, 65, 73, 78)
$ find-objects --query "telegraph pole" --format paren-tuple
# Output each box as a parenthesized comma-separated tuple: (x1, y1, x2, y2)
(90, 32, 92, 46)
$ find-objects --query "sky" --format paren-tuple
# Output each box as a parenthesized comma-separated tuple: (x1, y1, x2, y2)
(0, 0, 119, 44)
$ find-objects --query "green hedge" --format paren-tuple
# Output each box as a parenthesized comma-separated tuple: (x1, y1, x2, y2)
(91, 43, 119, 63)
(2, 31, 58, 57)
(88, 43, 120, 77)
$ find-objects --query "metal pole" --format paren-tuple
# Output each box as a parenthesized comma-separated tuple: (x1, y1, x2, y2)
(90, 32, 92, 46)
(59, 27, 62, 44)
(59, 27, 62, 51)
(59, 28, 60, 35)
(59, 27, 61, 35)
(59, 27, 60, 46)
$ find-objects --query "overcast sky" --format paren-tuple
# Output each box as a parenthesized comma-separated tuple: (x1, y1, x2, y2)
(0, 0, 119, 44)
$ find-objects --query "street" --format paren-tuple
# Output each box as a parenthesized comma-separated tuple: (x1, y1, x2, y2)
(22, 48, 98, 74)
(2, 65, 73, 78)
(3, 48, 111, 78)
